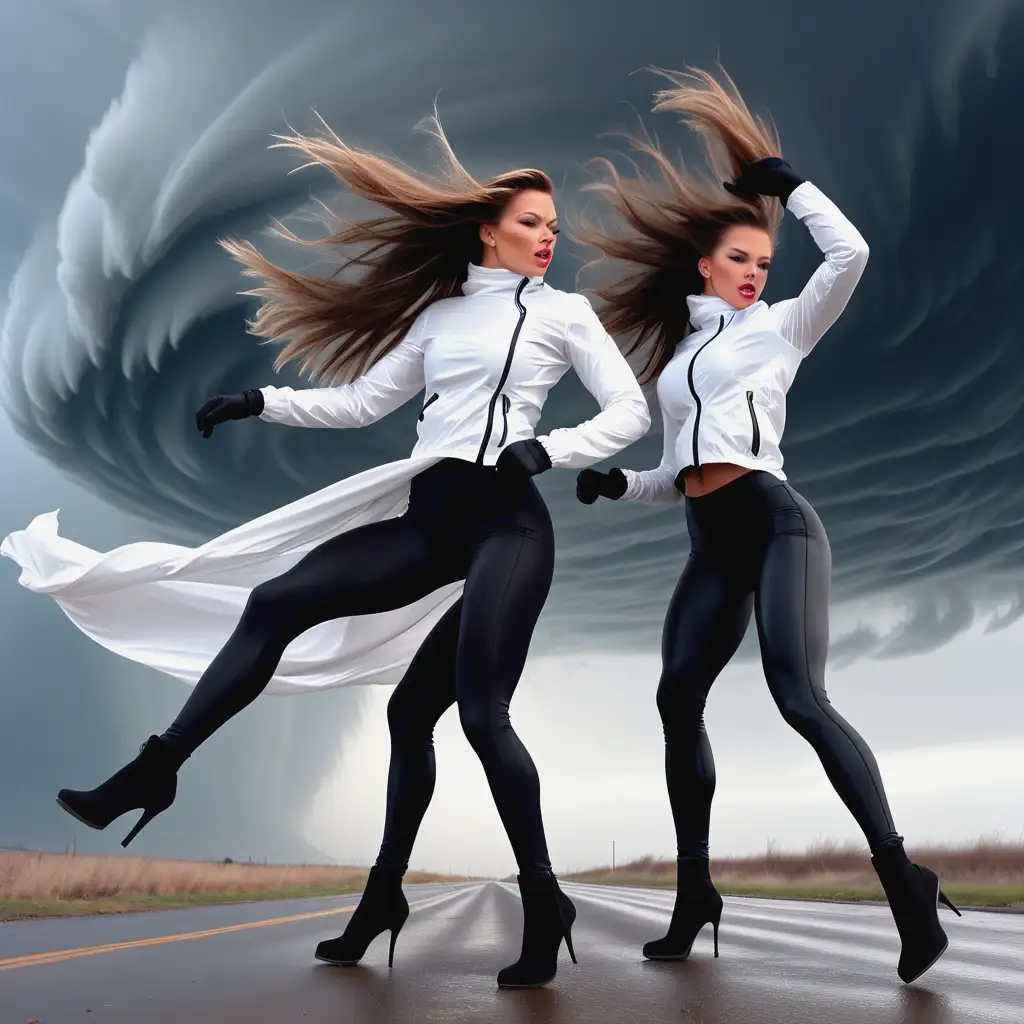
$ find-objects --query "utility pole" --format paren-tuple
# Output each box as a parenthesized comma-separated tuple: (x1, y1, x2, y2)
(612, 841, 616, 871)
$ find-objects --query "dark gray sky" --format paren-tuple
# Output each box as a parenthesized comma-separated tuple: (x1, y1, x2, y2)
(1, 0, 1021, 870)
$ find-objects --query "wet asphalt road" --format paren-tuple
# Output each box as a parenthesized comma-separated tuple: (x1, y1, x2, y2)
(1, 881, 1021, 1023)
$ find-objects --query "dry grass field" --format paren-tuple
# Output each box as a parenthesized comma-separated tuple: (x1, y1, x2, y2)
(0, 849, 473, 920)
(4, 838, 1022, 920)
(567, 839, 1024, 909)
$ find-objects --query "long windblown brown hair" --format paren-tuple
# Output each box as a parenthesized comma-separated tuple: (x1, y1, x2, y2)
(576, 67, 784, 384)
(220, 112, 553, 384)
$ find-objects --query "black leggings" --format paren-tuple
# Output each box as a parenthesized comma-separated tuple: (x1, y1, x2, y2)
(162, 458, 555, 874)
(658, 470, 901, 860)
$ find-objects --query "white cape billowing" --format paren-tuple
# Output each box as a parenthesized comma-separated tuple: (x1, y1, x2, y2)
(0, 456, 464, 694)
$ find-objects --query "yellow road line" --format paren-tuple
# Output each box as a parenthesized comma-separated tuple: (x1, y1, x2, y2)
(0, 895, 440, 972)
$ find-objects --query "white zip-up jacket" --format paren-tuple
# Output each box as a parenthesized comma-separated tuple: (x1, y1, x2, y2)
(621, 181, 869, 504)
(257, 263, 651, 468)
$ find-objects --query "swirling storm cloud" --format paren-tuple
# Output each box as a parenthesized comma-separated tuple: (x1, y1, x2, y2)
(1, 0, 1021, 855)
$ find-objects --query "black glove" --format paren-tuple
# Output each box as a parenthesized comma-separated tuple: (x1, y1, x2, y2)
(495, 439, 552, 484)
(724, 157, 805, 207)
(576, 468, 628, 505)
(195, 388, 265, 439)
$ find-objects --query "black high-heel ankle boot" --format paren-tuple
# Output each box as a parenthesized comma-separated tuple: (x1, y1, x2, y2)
(315, 866, 409, 968)
(56, 735, 179, 847)
(497, 871, 578, 988)
(643, 858, 723, 961)
(872, 847, 961, 984)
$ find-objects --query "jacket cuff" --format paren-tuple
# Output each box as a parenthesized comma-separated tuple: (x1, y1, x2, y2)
(256, 386, 281, 422)
(783, 180, 818, 214)
(621, 469, 643, 500)
(534, 434, 569, 469)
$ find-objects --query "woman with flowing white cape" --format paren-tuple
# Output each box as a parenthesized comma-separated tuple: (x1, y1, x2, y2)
(2, 113, 649, 988)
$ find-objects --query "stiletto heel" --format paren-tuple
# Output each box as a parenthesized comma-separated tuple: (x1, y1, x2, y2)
(387, 924, 402, 968)
(56, 736, 179, 847)
(938, 890, 961, 917)
(497, 872, 578, 988)
(122, 805, 164, 847)
(712, 907, 721, 957)
(315, 866, 409, 967)
(564, 931, 577, 965)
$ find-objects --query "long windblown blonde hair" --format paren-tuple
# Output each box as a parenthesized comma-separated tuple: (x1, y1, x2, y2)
(577, 66, 784, 384)
(221, 113, 553, 384)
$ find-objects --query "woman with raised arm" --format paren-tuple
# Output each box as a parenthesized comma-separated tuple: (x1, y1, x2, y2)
(2, 113, 649, 988)
(574, 68, 958, 985)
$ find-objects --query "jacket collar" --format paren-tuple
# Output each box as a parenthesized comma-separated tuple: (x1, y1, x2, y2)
(462, 263, 546, 298)
(685, 292, 763, 331)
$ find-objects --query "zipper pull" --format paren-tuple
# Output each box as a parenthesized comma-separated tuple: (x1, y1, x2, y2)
(418, 392, 439, 421)
(498, 394, 511, 447)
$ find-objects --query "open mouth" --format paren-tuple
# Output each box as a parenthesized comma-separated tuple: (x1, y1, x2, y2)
(535, 249, 552, 264)
(739, 284, 756, 299)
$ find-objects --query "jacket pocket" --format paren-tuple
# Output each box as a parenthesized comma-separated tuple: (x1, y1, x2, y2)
(746, 390, 761, 457)
(418, 392, 439, 422)
(497, 394, 511, 447)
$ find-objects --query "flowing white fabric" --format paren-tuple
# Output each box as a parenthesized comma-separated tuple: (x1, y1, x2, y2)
(0, 455, 464, 694)
(0, 265, 650, 698)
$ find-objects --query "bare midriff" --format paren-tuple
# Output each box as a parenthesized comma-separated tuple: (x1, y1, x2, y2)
(679, 462, 752, 498)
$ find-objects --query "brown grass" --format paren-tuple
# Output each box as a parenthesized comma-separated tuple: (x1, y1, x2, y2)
(566, 839, 1024, 909)
(0, 849, 474, 920)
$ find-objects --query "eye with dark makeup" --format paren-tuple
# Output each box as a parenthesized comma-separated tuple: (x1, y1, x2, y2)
(728, 255, 770, 270)
(520, 218, 559, 234)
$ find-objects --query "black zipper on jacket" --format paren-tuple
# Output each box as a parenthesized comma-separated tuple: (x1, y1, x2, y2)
(476, 277, 529, 463)
(497, 394, 511, 447)
(746, 390, 761, 456)
(418, 392, 439, 421)
(687, 314, 727, 480)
